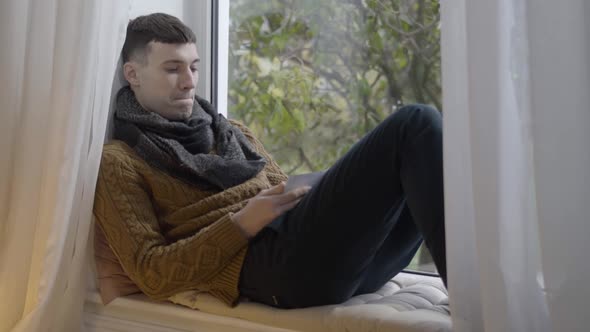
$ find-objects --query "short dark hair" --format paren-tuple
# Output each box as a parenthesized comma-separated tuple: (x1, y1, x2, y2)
(121, 13, 196, 63)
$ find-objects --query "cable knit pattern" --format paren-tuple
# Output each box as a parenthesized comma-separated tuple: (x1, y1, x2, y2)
(94, 120, 288, 306)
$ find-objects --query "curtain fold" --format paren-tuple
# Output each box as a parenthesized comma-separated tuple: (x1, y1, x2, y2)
(442, 0, 590, 331)
(0, 1, 130, 331)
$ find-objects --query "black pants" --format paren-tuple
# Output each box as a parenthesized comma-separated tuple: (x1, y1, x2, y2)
(239, 104, 445, 309)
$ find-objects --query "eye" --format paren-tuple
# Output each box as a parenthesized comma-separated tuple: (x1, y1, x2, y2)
(190, 67, 198, 73)
(164, 67, 178, 73)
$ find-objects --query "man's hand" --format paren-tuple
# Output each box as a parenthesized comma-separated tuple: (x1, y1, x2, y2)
(232, 182, 310, 239)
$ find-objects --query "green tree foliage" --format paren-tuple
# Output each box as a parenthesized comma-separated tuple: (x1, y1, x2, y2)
(228, 0, 441, 175)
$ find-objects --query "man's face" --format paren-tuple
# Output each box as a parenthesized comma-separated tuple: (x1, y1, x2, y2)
(125, 42, 200, 121)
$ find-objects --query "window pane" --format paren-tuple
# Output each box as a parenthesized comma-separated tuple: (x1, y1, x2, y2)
(227, 0, 441, 274)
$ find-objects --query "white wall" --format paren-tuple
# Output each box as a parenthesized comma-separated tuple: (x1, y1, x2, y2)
(129, 0, 184, 18)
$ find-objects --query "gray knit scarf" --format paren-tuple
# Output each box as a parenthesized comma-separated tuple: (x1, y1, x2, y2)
(114, 86, 266, 190)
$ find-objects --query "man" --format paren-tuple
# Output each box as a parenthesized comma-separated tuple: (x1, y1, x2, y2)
(94, 12, 445, 309)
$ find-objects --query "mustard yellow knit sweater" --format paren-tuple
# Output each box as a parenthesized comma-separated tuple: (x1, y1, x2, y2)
(93, 121, 288, 306)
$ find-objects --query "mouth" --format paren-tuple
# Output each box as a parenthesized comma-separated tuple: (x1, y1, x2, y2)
(173, 98, 194, 105)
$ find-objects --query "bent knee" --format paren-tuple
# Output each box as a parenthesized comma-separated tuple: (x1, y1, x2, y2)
(393, 104, 441, 124)
(383, 104, 442, 136)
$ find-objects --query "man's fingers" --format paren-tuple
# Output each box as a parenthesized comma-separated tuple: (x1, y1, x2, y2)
(259, 182, 286, 196)
(278, 198, 302, 214)
(275, 186, 311, 205)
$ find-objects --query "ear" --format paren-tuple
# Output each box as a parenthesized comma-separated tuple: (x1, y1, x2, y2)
(123, 62, 140, 86)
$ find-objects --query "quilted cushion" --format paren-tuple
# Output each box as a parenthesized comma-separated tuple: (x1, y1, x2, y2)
(169, 273, 451, 332)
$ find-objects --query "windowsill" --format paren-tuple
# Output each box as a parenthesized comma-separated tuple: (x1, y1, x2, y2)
(84, 291, 291, 332)
(84, 272, 450, 332)
(403, 269, 440, 278)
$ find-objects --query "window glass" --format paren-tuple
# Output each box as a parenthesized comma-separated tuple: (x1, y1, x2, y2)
(227, 0, 441, 274)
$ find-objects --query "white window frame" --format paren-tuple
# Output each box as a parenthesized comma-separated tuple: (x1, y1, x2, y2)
(183, 0, 230, 117)
(214, 0, 230, 117)
(182, 1, 214, 109)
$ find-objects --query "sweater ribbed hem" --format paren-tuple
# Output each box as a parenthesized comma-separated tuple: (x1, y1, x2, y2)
(210, 248, 247, 307)
(204, 213, 249, 256)
(204, 213, 249, 306)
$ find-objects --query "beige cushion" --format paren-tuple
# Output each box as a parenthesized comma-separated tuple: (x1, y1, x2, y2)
(94, 223, 141, 304)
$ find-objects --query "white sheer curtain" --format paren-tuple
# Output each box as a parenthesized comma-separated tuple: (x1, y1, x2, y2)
(0, 1, 130, 331)
(441, 0, 590, 331)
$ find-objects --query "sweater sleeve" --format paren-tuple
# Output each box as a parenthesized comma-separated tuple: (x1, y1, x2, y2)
(230, 120, 289, 185)
(93, 150, 249, 300)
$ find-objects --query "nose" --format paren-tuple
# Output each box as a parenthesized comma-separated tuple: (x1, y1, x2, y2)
(179, 68, 196, 90)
